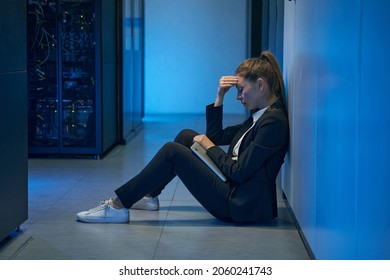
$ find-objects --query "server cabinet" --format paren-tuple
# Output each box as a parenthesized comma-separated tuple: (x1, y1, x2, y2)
(0, 0, 28, 242)
(120, 0, 144, 143)
(27, 0, 117, 156)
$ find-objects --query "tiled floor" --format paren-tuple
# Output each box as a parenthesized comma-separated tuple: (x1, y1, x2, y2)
(0, 114, 310, 260)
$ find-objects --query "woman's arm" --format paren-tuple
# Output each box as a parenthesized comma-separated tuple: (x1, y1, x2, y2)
(214, 76, 238, 107)
(203, 75, 242, 145)
(205, 104, 247, 146)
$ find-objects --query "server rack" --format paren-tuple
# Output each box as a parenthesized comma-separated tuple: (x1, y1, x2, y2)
(0, 0, 28, 242)
(27, 0, 117, 157)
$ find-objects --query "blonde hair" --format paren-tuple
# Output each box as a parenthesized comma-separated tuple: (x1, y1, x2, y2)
(235, 50, 286, 108)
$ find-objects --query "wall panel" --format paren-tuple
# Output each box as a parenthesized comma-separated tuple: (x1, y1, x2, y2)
(281, 0, 295, 203)
(357, 0, 390, 259)
(289, 0, 318, 253)
(144, 0, 248, 114)
(315, 0, 360, 259)
(283, 0, 390, 259)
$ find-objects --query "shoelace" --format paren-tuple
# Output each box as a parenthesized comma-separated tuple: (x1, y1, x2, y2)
(87, 200, 111, 213)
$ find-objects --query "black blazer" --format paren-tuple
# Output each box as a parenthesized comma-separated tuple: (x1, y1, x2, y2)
(205, 103, 289, 222)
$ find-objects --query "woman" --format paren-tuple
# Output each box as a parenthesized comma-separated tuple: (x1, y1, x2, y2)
(77, 50, 289, 224)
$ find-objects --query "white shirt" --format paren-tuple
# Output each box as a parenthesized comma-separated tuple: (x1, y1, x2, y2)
(232, 106, 268, 160)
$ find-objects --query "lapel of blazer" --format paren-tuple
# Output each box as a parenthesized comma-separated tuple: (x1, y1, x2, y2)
(227, 116, 253, 155)
(238, 109, 270, 155)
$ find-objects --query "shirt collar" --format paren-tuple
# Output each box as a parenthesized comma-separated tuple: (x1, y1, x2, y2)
(252, 106, 268, 122)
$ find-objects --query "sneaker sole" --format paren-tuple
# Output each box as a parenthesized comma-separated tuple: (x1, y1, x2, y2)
(131, 205, 159, 211)
(77, 215, 129, 223)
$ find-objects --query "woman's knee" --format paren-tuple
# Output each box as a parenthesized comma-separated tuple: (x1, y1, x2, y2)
(174, 129, 199, 147)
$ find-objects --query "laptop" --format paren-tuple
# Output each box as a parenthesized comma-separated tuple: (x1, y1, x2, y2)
(190, 142, 227, 182)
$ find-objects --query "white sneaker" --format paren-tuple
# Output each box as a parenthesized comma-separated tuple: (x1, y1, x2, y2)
(131, 196, 159, 211)
(77, 199, 129, 223)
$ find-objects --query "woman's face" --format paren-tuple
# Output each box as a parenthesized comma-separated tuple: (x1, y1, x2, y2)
(235, 76, 266, 110)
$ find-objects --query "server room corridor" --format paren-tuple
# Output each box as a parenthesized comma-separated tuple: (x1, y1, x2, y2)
(0, 115, 309, 260)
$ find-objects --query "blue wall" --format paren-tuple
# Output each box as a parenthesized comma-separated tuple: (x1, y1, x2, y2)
(283, 0, 390, 259)
(144, 0, 248, 115)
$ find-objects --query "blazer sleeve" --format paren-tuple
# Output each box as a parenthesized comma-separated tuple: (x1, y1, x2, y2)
(206, 109, 289, 184)
(205, 103, 252, 146)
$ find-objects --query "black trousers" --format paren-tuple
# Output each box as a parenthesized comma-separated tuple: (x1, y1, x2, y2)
(115, 129, 233, 222)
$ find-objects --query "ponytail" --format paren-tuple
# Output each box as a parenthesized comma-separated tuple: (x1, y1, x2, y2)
(259, 51, 286, 109)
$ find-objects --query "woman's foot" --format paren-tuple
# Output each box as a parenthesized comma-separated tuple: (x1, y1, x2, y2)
(76, 199, 129, 223)
(131, 196, 160, 211)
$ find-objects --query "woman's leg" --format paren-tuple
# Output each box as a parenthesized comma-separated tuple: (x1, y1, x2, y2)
(115, 129, 199, 202)
(115, 138, 233, 221)
(148, 129, 199, 197)
(174, 129, 198, 147)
